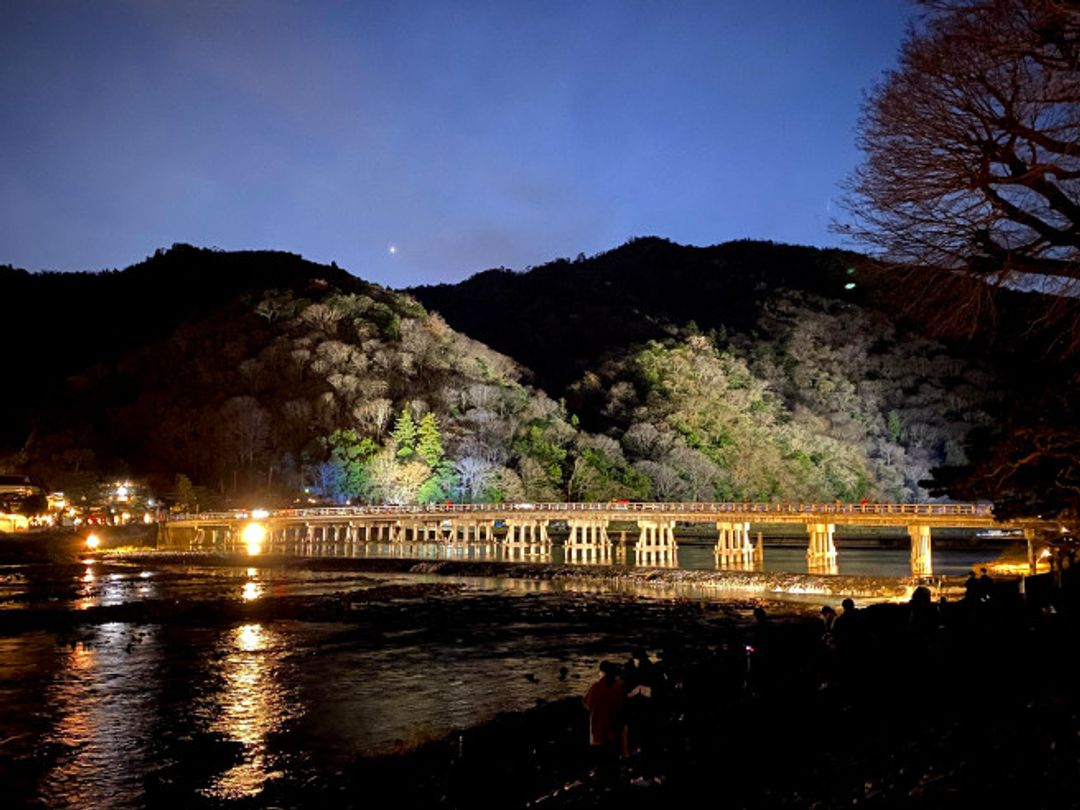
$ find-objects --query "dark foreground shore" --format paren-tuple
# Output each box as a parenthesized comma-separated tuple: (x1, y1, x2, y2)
(2, 539, 1078, 809)
(244, 584, 1080, 810)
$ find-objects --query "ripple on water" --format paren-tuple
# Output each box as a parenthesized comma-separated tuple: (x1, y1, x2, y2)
(0, 545, 1008, 808)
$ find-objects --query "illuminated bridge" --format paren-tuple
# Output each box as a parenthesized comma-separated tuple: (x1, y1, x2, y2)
(161, 501, 1053, 577)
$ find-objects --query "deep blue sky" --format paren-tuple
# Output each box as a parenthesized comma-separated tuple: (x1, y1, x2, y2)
(1, 1, 914, 287)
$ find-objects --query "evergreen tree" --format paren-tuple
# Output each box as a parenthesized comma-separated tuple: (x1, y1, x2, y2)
(417, 412, 444, 468)
(325, 430, 378, 502)
(391, 410, 417, 460)
(175, 473, 196, 511)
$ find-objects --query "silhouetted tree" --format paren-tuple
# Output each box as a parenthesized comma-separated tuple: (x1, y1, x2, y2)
(839, 0, 1080, 348)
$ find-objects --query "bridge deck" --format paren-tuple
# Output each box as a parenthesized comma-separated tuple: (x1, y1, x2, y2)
(165, 502, 1045, 532)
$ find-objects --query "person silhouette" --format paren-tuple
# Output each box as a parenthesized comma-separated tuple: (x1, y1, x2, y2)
(978, 567, 994, 602)
(964, 570, 980, 602)
(745, 607, 778, 696)
(583, 660, 627, 777)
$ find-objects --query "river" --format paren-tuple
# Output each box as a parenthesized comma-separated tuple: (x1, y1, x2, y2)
(0, 540, 1006, 807)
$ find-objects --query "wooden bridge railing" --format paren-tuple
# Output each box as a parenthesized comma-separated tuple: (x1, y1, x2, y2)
(168, 501, 999, 522)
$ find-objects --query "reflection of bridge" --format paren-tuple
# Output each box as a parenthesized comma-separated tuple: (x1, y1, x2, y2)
(162, 502, 1052, 577)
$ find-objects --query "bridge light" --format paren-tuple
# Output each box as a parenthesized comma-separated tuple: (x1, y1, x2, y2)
(242, 522, 266, 555)
(252, 508, 270, 519)
(85, 533, 101, 550)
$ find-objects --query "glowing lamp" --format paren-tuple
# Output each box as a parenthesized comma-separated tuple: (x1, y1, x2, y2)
(85, 533, 101, 550)
(242, 522, 266, 555)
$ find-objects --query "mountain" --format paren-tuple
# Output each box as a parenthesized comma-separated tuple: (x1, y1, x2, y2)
(410, 237, 885, 392)
(0, 245, 613, 507)
(1, 239, 1071, 514)
(410, 237, 1065, 508)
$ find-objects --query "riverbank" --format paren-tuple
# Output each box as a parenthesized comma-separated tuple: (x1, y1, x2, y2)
(250, 578, 1080, 810)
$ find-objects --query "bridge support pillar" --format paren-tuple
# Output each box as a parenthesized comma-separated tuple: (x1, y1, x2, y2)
(502, 520, 550, 561)
(637, 520, 677, 567)
(908, 525, 932, 577)
(565, 519, 612, 564)
(715, 521, 754, 568)
(806, 523, 836, 567)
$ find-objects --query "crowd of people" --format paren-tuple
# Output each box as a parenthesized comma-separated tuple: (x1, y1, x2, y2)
(578, 561, 1078, 800)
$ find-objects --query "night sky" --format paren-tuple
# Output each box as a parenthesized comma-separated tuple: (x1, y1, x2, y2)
(1, 1, 913, 287)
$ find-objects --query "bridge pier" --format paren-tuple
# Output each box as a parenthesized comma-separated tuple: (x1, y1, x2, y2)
(806, 522, 837, 569)
(502, 519, 551, 561)
(637, 519, 677, 567)
(908, 524, 933, 577)
(565, 519, 612, 564)
(715, 520, 755, 569)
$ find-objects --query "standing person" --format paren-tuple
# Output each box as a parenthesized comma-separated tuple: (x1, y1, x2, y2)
(820, 605, 838, 640)
(978, 567, 994, 603)
(624, 648, 658, 756)
(833, 599, 861, 649)
(818, 605, 838, 690)
(583, 661, 626, 778)
(964, 570, 980, 603)
(745, 606, 778, 698)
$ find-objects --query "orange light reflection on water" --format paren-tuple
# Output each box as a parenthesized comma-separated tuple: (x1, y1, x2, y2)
(201, 623, 299, 800)
(38, 624, 160, 808)
(241, 581, 262, 601)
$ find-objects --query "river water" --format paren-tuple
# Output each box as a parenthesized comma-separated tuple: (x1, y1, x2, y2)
(0, 541, 1004, 808)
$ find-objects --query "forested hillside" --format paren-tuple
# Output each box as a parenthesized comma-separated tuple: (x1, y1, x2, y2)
(0, 245, 629, 508)
(412, 237, 1050, 505)
(0, 239, 1051, 508)
(412, 237, 879, 391)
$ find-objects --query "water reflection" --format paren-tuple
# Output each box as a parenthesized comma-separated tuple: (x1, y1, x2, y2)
(75, 568, 148, 610)
(241, 580, 263, 601)
(200, 623, 300, 800)
(37, 623, 162, 809)
(807, 559, 840, 576)
(716, 558, 759, 573)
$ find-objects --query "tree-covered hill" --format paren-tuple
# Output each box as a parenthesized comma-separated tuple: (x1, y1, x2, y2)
(0, 245, 391, 448)
(411, 237, 1068, 509)
(411, 237, 880, 392)
(0, 239, 1068, 512)
(1, 245, 625, 507)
